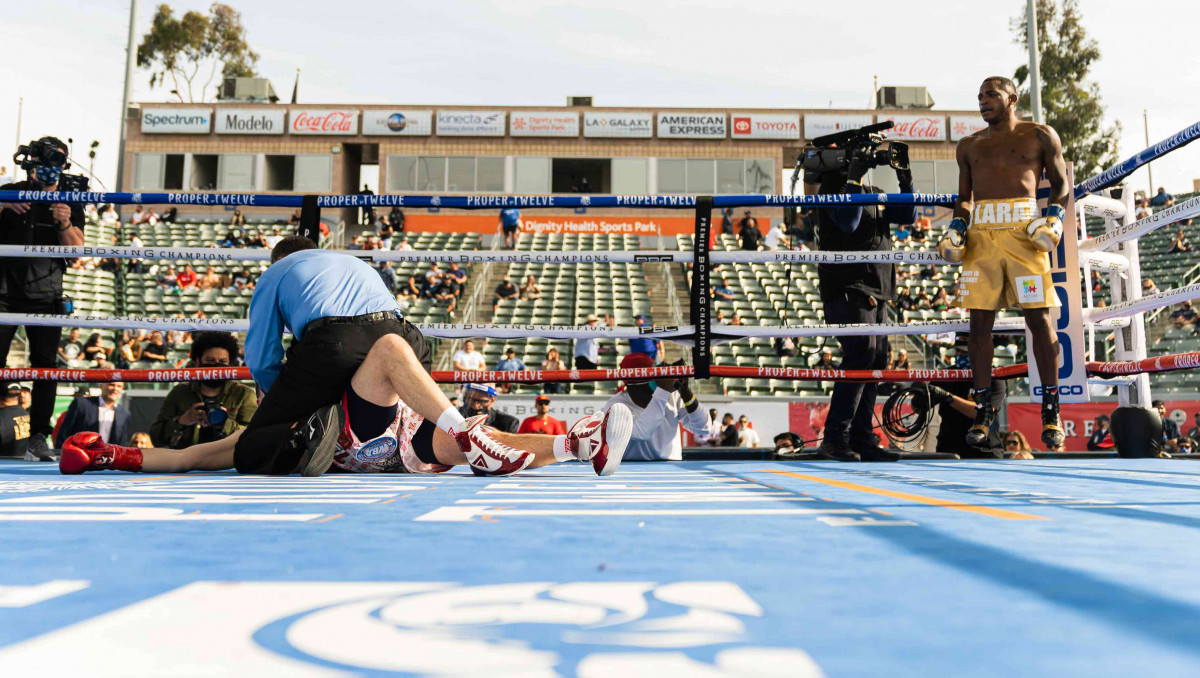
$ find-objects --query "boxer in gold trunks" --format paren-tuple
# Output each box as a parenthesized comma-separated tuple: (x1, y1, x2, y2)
(937, 76, 1069, 449)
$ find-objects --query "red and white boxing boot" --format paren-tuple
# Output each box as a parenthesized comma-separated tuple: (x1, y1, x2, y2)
(568, 403, 633, 476)
(59, 432, 143, 475)
(455, 415, 535, 476)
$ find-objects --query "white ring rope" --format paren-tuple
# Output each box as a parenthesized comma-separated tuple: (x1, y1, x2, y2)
(1084, 281, 1200, 323)
(1079, 196, 1200, 252)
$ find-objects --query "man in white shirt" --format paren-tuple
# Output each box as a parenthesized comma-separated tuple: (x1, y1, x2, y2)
(763, 221, 789, 251)
(451, 339, 487, 372)
(0, 166, 12, 185)
(574, 314, 601, 370)
(736, 414, 761, 447)
(604, 353, 710, 461)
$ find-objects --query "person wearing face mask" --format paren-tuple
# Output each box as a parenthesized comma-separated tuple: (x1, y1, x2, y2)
(604, 353, 711, 461)
(149, 332, 258, 448)
(458, 383, 520, 433)
(0, 137, 86, 459)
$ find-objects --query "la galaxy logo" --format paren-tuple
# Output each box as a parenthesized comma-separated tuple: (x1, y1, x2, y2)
(387, 113, 407, 132)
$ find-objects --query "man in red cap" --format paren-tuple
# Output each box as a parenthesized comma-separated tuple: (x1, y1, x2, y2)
(605, 352, 710, 461)
(519, 394, 567, 436)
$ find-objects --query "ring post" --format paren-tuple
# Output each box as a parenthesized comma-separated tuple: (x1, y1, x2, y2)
(1108, 188, 1153, 406)
(299, 194, 321, 244)
(691, 196, 713, 379)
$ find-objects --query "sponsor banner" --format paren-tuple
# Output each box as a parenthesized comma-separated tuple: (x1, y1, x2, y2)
(1007, 402, 1129, 452)
(789, 401, 895, 447)
(140, 108, 211, 134)
(803, 114, 874, 140)
(657, 112, 726, 139)
(289, 109, 358, 135)
(436, 110, 506, 136)
(510, 112, 579, 137)
(950, 115, 987, 141)
(730, 113, 801, 140)
(583, 111, 653, 138)
(362, 110, 433, 136)
(879, 114, 947, 141)
(215, 108, 285, 135)
(402, 214, 698, 236)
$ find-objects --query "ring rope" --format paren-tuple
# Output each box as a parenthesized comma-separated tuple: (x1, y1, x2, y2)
(7, 352, 1200, 385)
(1078, 196, 1200, 252)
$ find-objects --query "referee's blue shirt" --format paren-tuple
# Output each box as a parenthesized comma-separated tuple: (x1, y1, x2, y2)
(246, 249, 400, 392)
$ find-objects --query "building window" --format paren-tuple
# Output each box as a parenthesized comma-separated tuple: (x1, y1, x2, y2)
(514, 157, 550, 194)
(164, 155, 184, 190)
(191, 154, 218, 190)
(658, 157, 775, 194)
(417, 157, 446, 192)
(132, 154, 164, 190)
(387, 156, 417, 192)
(551, 158, 609, 193)
(447, 157, 475, 192)
(265, 155, 295, 191)
(717, 159, 743, 193)
(218, 154, 255, 191)
(745, 158, 774, 194)
(477, 157, 505, 192)
(658, 158, 686, 194)
(611, 158, 648, 194)
(295, 155, 332, 192)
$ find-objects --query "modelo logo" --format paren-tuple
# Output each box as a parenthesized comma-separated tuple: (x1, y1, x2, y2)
(224, 114, 276, 131)
(387, 113, 408, 131)
(356, 436, 398, 461)
(292, 111, 355, 133)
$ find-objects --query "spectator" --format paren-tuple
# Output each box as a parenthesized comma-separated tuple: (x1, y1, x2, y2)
(198, 266, 223, 290)
(229, 209, 246, 227)
(1134, 194, 1150, 220)
(431, 274, 461, 314)
(130, 432, 154, 449)
(1003, 431, 1035, 459)
(715, 310, 727, 325)
(452, 339, 487, 372)
(1086, 415, 1114, 452)
(493, 277, 519, 306)
(1169, 301, 1197, 329)
(394, 237, 413, 251)
(459, 383, 519, 433)
(911, 214, 931, 241)
(738, 210, 761, 250)
(518, 394, 567, 435)
(1187, 412, 1200, 441)
(54, 377, 131, 447)
(695, 407, 723, 446)
(1167, 229, 1190, 254)
(131, 205, 148, 224)
(247, 230, 269, 248)
(817, 349, 835, 370)
(0, 383, 30, 458)
(628, 314, 662, 363)
(521, 275, 542, 300)
(286, 209, 302, 226)
(494, 347, 526, 394)
(156, 265, 179, 291)
(1148, 187, 1175, 208)
(711, 277, 735, 301)
(773, 431, 803, 456)
(141, 331, 169, 362)
(499, 208, 522, 249)
(233, 268, 254, 291)
(763, 221, 789, 250)
(160, 207, 178, 224)
(377, 260, 398, 293)
(720, 207, 735, 235)
(358, 184, 376, 225)
(176, 264, 198, 289)
(895, 287, 916, 311)
(729, 313, 745, 326)
(895, 224, 911, 242)
(82, 333, 110, 363)
(98, 203, 118, 225)
(397, 276, 420, 301)
(166, 318, 190, 346)
(149, 332, 257, 449)
(931, 288, 951, 311)
(264, 227, 284, 249)
(541, 347, 567, 394)
(605, 353, 710, 461)
(737, 414, 761, 447)
(116, 334, 142, 368)
(127, 231, 145, 274)
(718, 413, 739, 446)
(220, 229, 245, 248)
(774, 334, 799, 358)
(893, 349, 911, 370)
(57, 327, 84, 365)
(419, 262, 442, 298)
(1155, 400, 1180, 453)
(18, 386, 31, 412)
(378, 218, 394, 243)
(1143, 279, 1160, 296)
(388, 206, 406, 233)
(447, 261, 467, 284)
(574, 314, 601, 370)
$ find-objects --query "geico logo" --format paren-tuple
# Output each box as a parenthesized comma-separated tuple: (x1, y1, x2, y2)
(1033, 384, 1084, 396)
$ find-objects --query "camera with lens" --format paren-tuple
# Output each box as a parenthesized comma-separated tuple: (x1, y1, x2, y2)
(13, 137, 89, 191)
(203, 402, 229, 428)
(797, 121, 910, 184)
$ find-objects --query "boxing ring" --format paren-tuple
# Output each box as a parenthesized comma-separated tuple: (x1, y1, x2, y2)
(0, 122, 1198, 676)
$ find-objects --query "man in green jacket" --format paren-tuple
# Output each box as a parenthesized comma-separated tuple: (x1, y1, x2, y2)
(149, 332, 257, 449)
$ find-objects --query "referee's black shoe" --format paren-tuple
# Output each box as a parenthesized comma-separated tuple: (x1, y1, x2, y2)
(289, 404, 342, 477)
(817, 440, 860, 462)
(852, 441, 902, 462)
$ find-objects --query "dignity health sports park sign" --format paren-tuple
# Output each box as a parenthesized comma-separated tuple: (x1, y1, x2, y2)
(657, 113, 726, 139)
(141, 108, 211, 134)
(510, 112, 579, 137)
(584, 112, 653, 138)
(730, 113, 801, 140)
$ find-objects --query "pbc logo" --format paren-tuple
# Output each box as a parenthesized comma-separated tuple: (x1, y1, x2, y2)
(639, 325, 679, 334)
(635, 255, 675, 262)
(732, 117, 752, 135)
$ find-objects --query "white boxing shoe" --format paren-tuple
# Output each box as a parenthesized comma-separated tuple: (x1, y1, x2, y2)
(455, 414, 535, 476)
(569, 404, 633, 476)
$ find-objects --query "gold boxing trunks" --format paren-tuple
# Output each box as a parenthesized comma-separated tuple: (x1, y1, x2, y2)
(953, 197, 1060, 311)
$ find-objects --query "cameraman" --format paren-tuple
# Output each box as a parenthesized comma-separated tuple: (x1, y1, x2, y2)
(0, 137, 85, 458)
(809, 140, 915, 462)
(149, 332, 257, 449)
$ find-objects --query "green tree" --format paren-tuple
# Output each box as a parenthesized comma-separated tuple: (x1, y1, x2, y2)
(1011, 0, 1120, 178)
(137, 3, 260, 102)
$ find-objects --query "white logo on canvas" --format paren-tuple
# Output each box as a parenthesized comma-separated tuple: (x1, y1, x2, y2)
(267, 581, 825, 676)
(1016, 275, 1044, 303)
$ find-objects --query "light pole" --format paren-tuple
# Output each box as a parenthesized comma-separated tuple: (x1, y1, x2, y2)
(115, 0, 139, 193)
(1026, 0, 1043, 124)
(1144, 110, 1153, 195)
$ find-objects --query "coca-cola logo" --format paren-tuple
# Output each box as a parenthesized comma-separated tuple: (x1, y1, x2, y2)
(291, 111, 356, 133)
(887, 117, 945, 140)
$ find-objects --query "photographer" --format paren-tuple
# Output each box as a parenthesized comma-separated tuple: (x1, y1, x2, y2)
(0, 137, 86, 458)
(149, 332, 257, 449)
(806, 125, 914, 462)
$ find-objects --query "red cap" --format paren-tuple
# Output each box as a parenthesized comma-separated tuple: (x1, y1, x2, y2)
(620, 353, 655, 370)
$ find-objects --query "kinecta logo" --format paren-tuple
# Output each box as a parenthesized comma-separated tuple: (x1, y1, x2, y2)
(144, 113, 208, 126)
(224, 114, 275, 131)
(440, 112, 500, 125)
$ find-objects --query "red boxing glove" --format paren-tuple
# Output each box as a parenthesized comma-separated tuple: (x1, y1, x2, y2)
(60, 432, 143, 475)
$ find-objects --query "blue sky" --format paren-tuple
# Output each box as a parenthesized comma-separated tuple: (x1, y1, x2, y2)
(2, 0, 1196, 194)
